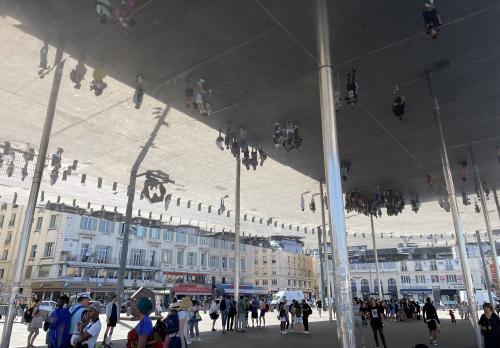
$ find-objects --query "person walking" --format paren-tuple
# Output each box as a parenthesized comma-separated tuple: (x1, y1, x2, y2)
(288, 300, 297, 332)
(209, 299, 219, 332)
(422, 297, 440, 346)
(250, 297, 259, 328)
(67, 292, 91, 346)
(167, 302, 187, 348)
(368, 298, 388, 348)
(353, 298, 366, 348)
(316, 299, 322, 317)
(479, 303, 500, 348)
(278, 301, 287, 335)
(103, 294, 118, 345)
(27, 298, 43, 348)
(301, 299, 312, 334)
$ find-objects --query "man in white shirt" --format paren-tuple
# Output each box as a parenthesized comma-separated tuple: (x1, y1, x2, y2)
(74, 303, 102, 348)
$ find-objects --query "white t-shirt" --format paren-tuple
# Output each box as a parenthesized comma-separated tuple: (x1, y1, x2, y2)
(83, 320, 102, 348)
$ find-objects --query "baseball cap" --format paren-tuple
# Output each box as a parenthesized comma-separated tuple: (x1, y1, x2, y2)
(77, 292, 91, 301)
(89, 302, 101, 312)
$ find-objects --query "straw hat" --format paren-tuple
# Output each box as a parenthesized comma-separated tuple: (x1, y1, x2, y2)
(179, 296, 192, 310)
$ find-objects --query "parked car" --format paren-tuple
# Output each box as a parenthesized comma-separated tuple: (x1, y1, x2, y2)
(39, 300, 57, 313)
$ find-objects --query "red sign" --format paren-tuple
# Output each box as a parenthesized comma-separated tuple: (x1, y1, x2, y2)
(173, 283, 212, 295)
(490, 261, 498, 285)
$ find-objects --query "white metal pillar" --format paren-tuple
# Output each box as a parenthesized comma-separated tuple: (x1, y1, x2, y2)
(320, 181, 333, 321)
(234, 148, 241, 300)
(493, 189, 500, 222)
(370, 215, 383, 300)
(428, 72, 482, 348)
(317, 226, 327, 308)
(1, 42, 65, 348)
(476, 230, 494, 305)
(470, 147, 500, 291)
(316, 0, 355, 345)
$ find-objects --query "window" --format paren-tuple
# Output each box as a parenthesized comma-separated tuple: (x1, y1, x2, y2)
(229, 257, 235, 269)
(188, 234, 197, 245)
(271, 256, 276, 264)
(400, 261, 408, 272)
(401, 275, 411, 284)
(430, 260, 438, 271)
(25, 266, 32, 279)
(98, 220, 114, 234)
(272, 279, 277, 286)
(210, 238, 220, 248)
(255, 280, 260, 286)
(446, 274, 457, 283)
(187, 252, 197, 267)
(445, 259, 453, 271)
(200, 237, 207, 246)
(262, 279, 268, 286)
(163, 230, 173, 241)
(201, 252, 207, 269)
(49, 215, 58, 229)
(4, 232, 12, 246)
(176, 250, 184, 266)
(415, 275, 426, 283)
(95, 245, 111, 263)
(0, 203, 6, 210)
(254, 259, 258, 265)
(149, 228, 160, 240)
(175, 232, 186, 244)
(415, 261, 423, 271)
(131, 249, 144, 266)
(43, 242, 54, 257)
(8, 213, 16, 227)
(241, 258, 246, 271)
(80, 243, 91, 261)
(35, 217, 43, 231)
(136, 226, 146, 238)
(80, 217, 97, 231)
(262, 256, 267, 265)
(0, 215, 4, 228)
(29, 245, 37, 259)
(209, 255, 219, 268)
(222, 256, 228, 270)
(2, 249, 9, 260)
(272, 269, 276, 275)
(38, 265, 51, 278)
(162, 249, 173, 264)
(431, 275, 440, 283)
(0, 269, 4, 279)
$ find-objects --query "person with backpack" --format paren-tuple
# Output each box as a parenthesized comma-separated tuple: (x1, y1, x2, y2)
(47, 295, 70, 348)
(258, 298, 267, 328)
(316, 299, 322, 317)
(227, 296, 237, 331)
(165, 302, 187, 348)
(67, 292, 90, 346)
(219, 295, 229, 333)
(301, 299, 312, 334)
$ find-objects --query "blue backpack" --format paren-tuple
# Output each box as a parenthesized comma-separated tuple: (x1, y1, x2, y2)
(163, 312, 179, 335)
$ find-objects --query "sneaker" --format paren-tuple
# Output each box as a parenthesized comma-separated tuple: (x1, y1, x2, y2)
(304, 331, 309, 334)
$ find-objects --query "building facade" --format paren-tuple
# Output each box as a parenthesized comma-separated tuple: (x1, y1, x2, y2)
(0, 204, 317, 303)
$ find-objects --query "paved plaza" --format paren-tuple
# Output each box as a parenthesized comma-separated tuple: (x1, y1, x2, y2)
(0, 310, 478, 348)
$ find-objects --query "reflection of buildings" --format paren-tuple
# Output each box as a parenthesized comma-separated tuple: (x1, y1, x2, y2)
(0, 203, 317, 302)
(316, 243, 494, 303)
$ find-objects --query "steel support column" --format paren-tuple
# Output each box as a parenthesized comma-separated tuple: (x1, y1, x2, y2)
(1, 42, 65, 348)
(470, 147, 500, 291)
(234, 148, 241, 300)
(317, 226, 327, 310)
(476, 230, 494, 305)
(370, 215, 383, 300)
(428, 72, 482, 348)
(316, 0, 354, 346)
(320, 180, 333, 321)
(494, 189, 500, 222)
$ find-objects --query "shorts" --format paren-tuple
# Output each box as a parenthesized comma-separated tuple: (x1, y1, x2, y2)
(260, 310, 266, 317)
(108, 319, 117, 327)
(251, 312, 258, 319)
(427, 319, 437, 331)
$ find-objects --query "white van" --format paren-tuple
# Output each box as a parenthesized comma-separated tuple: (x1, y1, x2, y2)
(270, 291, 305, 309)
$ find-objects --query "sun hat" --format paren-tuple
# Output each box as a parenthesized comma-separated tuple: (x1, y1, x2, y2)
(179, 296, 192, 310)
